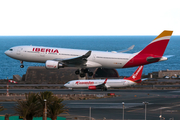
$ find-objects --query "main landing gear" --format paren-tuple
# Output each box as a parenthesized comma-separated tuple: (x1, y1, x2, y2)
(102, 87, 107, 91)
(75, 68, 93, 77)
(20, 61, 24, 68)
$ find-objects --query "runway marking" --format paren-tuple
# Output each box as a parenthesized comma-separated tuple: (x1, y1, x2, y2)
(150, 104, 180, 111)
(127, 108, 143, 112)
(68, 103, 121, 104)
(68, 103, 142, 105)
(150, 107, 171, 111)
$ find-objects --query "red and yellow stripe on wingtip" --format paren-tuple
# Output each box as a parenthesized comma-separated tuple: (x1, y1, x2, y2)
(153, 30, 173, 41)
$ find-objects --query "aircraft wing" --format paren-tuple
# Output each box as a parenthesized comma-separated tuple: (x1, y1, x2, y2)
(117, 45, 135, 53)
(95, 78, 108, 89)
(53, 51, 91, 67)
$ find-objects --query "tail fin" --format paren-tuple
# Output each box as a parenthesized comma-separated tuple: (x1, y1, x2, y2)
(138, 30, 173, 56)
(123, 30, 173, 68)
(126, 66, 144, 83)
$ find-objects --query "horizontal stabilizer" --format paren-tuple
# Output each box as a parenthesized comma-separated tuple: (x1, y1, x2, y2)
(147, 55, 174, 62)
(141, 78, 148, 81)
(163, 55, 174, 58)
(146, 57, 161, 63)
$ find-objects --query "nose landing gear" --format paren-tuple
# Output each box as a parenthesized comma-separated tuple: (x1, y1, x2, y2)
(20, 61, 24, 68)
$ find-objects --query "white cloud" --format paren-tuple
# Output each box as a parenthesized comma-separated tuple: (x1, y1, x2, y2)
(0, 0, 179, 35)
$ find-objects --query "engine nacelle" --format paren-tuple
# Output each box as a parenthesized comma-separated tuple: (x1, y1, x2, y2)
(45, 60, 64, 69)
(88, 86, 96, 90)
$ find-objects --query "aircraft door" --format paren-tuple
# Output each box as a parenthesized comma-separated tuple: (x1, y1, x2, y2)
(40, 51, 45, 57)
(93, 54, 96, 60)
(71, 81, 74, 86)
(16, 48, 23, 55)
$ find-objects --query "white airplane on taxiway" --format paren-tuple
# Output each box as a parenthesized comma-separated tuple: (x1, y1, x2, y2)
(64, 66, 144, 91)
(5, 30, 173, 77)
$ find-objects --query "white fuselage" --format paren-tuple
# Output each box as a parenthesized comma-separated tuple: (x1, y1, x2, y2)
(5, 46, 136, 68)
(64, 79, 137, 88)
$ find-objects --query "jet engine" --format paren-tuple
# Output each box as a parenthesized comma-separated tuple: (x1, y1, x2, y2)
(88, 86, 96, 90)
(45, 60, 64, 69)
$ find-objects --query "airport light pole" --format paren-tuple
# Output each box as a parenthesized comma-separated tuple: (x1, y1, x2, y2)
(89, 107, 91, 120)
(122, 102, 125, 120)
(7, 77, 9, 97)
(44, 99, 47, 120)
(143, 102, 148, 120)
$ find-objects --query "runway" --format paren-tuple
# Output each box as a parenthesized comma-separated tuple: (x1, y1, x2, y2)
(0, 89, 180, 119)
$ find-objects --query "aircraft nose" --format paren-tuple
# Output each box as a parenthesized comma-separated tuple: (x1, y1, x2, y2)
(4, 50, 9, 56)
(64, 83, 70, 87)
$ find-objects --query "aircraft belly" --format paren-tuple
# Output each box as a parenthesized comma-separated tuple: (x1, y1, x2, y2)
(94, 59, 127, 68)
(107, 82, 124, 87)
(73, 84, 88, 88)
(90, 53, 132, 68)
(72, 83, 99, 88)
(21, 53, 58, 63)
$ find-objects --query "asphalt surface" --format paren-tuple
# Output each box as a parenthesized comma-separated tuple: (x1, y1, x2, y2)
(0, 89, 180, 120)
(0, 83, 180, 88)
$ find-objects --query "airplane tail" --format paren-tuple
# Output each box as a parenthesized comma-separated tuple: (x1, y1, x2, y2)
(138, 30, 173, 57)
(123, 30, 173, 68)
(125, 66, 144, 83)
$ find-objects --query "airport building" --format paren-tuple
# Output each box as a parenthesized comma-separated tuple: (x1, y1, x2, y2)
(148, 69, 180, 78)
(19, 66, 119, 83)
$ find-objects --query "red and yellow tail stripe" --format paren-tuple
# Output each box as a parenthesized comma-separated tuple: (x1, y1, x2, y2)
(151, 30, 173, 43)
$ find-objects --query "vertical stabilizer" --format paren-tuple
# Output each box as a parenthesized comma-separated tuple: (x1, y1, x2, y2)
(138, 30, 173, 56)
(125, 66, 144, 83)
(123, 30, 173, 68)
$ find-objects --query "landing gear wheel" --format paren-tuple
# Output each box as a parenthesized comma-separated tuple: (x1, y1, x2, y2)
(80, 73, 85, 77)
(20, 61, 24, 68)
(104, 88, 107, 91)
(20, 65, 24, 68)
(75, 70, 80, 75)
(84, 68, 89, 73)
(88, 72, 93, 76)
(102, 87, 107, 91)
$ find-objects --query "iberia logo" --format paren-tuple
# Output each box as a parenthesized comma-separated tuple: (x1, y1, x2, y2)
(32, 48, 59, 53)
(75, 81, 94, 85)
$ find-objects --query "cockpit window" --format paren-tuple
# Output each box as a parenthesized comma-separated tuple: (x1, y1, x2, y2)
(9, 49, 13, 51)
(67, 82, 70, 84)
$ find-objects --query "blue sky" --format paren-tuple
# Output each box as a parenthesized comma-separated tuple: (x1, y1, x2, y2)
(0, 0, 179, 35)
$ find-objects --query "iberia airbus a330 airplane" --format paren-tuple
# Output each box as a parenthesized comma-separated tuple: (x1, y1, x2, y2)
(64, 66, 144, 91)
(5, 30, 173, 77)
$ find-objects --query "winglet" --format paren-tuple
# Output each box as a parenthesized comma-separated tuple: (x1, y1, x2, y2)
(103, 78, 108, 84)
(83, 51, 91, 58)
